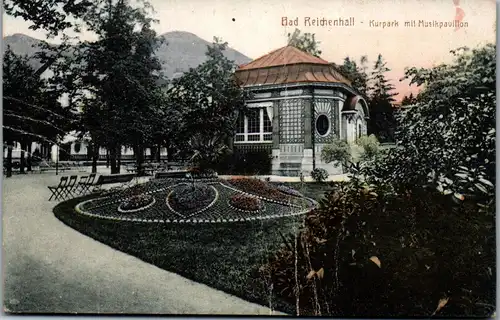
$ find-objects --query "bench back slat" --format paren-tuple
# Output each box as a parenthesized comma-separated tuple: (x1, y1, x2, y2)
(95, 173, 136, 185)
(154, 171, 189, 179)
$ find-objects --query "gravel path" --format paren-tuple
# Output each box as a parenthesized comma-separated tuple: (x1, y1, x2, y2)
(2, 168, 285, 315)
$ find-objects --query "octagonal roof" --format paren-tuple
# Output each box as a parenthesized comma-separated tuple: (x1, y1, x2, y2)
(235, 45, 351, 87)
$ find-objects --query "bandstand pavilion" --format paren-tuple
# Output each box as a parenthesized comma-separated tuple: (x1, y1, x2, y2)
(234, 45, 369, 176)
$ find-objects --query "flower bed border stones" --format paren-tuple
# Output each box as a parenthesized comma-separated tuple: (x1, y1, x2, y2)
(117, 195, 156, 213)
(73, 181, 319, 224)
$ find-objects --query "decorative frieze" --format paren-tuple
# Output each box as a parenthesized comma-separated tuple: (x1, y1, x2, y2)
(253, 92, 272, 99)
(280, 89, 303, 97)
(313, 89, 334, 96)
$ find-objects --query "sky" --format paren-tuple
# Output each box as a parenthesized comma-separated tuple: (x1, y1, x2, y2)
(3, 0, 497, 101)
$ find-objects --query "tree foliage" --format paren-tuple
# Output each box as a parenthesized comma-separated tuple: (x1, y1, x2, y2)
(168, 38, 247, 168)
(3, 0, 93, 36)
(367, 54, 398, 142)
(337, 56, 369, 98)
(366, 44, 496, 206)
(287, 28, 322, 57)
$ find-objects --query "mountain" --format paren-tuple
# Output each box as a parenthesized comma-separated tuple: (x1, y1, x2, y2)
(2, 31, 252, 78)
(157, 31, 251, 78)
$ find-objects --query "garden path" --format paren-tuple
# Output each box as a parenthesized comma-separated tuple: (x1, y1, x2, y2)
(2, 168, 285, 315)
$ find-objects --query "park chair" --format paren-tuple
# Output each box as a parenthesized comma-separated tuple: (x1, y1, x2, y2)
(74, 175, 88, 195)
(48, 176, 69, 201)
(79, 173, 97, 194)
(61, 175, 78, 199)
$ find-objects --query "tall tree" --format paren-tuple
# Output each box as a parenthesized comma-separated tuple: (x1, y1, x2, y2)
(77, 0, 164, 174)
(337, 56, 369, 98)
(168, 38, 247, 170)
(367, 54, 398, 142)
(3, 47, 71, 176)
(287, 28, 322, 57)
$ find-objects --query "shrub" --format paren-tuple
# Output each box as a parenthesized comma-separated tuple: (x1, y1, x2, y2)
(217, 150, 271, 175)
(356, 134, 381, 161)
(229, 194, 262, 211)
(261, 181, 495, 317)
(310, 168, 328, 183)
(321, 138, 352, 166)
(169, 183, 215, 213)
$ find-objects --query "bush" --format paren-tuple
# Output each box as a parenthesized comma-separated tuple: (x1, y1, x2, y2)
(261, 181, 495, 317)
(216, 150, 271, 175)
(356, 134, 381, 161)
(229, 194, 262, 211)
(169, 183, 215, 213)
(321, 138, 351, 167)
(310, 168, 328, 183)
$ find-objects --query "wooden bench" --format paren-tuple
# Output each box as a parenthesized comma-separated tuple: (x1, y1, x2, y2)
(86, 173, 137, 192)
(154, 171, 189, 180)
(38, 163, 70, 173)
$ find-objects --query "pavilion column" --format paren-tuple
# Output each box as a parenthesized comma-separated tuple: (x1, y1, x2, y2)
(271, 101, 280, 175)
(302, 97, 314, 173)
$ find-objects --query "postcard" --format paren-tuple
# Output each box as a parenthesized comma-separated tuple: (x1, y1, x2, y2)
(2, 0, 496, 317)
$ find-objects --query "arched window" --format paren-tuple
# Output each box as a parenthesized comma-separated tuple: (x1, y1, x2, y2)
(358, 123, 362, 138)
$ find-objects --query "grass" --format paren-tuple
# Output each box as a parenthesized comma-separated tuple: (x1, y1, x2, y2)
(273, 182, 336, 202)
(53, 182, 333, 314)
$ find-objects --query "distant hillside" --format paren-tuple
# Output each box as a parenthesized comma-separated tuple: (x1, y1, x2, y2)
(3, 31, 252, 79)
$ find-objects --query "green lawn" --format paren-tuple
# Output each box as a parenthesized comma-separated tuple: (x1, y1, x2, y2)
(53, 182, 333, 314)
(273, 182, 336, 202)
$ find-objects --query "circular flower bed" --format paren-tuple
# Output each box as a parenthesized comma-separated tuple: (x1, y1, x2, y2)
(168, 183, 216, 214)
(229, 193, 263, 212)
(118, 194, 156, 213)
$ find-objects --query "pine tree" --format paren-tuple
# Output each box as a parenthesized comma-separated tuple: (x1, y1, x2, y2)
(367, 54, 398, 142)
(337, 56, 369, 98)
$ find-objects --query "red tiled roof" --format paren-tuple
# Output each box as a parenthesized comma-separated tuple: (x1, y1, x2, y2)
(236, 63, 351, 87)
(235, 45, 351, 87)
(237, 45, 330, 70)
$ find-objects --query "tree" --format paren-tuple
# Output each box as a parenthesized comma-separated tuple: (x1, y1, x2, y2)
(287, 28, 322, 57)
(75, 0, 164, 174)
(364, 44, 495, 208)
(3, 46, 72, 176)
(400, 93, 416, 106)
(168, 38, 247, 170)
(367, 54, 398, 142)
(337, 56, 369, 98)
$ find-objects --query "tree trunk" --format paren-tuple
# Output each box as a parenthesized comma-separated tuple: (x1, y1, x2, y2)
(91, 142, 98, 174)
(106, 149, 110, 168)
(135, 144, 145, 176)
(19, 140, 26, 174)
(27, 141, 32, 172)
(109, 144, 119, 174)
(156, 144, 161, 162)
(116, 145, 121, 174)
(6, 140, 13, 178)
